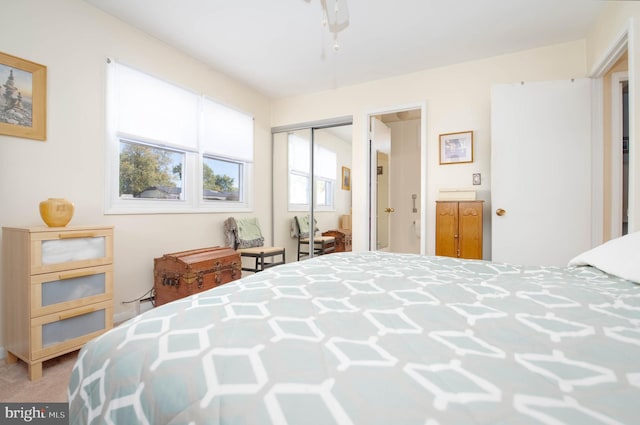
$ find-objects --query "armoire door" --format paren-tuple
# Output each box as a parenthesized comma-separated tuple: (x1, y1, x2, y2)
(435, 202, 457, 257)
(458, 202, 483, 259)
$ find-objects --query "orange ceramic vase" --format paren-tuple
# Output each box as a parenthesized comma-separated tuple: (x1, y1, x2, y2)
(39, 198, 74, 227)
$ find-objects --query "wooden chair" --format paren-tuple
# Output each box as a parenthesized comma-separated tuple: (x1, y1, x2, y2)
(224, 217, 285, 273)
(294, 216, 336, 261)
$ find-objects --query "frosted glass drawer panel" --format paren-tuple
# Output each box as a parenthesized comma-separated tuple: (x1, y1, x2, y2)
(32, 300, 113, 360)
(43, 273, 104, 305)
(42, 308, 105, 348)
(30, 227, 113, 274)
(32, 265, 113, 316)
(42, 237, 105, 264)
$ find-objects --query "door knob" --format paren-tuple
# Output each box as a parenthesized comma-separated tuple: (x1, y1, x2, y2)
(496, 208, 506, 216)
(385, 207, 395, 213)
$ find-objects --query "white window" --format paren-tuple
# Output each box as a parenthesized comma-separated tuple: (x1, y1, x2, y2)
(105, 60, 253, 213)
(288, 134, 336, 211)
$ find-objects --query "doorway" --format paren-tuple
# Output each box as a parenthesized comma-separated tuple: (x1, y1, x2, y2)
(614, 78, 630, 236)
(608, 65, 629, 239)
(592, 29, 633, 242)
(368, 106, 425, 254)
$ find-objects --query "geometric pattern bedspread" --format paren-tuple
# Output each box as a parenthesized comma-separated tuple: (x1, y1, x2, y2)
(68, 252, 640, 424)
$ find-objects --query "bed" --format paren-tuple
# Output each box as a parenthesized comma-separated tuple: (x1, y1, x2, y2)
(68, 233, 640, 424)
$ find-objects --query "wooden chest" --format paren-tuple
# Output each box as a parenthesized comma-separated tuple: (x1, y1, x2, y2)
(153, 246, 241, 306)
(322, 229, 352, 252)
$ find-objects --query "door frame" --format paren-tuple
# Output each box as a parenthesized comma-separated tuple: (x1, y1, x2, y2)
(589, 19, 634, 243)
(366, 102, 427, 254)
(610, 71, 629, 238)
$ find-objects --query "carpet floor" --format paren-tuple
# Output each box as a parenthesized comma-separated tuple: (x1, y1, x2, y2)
(0, 350, 77, 402)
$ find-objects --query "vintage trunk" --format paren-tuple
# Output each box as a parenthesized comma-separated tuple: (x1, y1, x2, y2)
(153, 246, 241, 306)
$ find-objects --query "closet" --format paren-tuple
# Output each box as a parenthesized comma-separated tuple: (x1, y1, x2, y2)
(272, 120, 352, 261)
(435, 200, 483, 259)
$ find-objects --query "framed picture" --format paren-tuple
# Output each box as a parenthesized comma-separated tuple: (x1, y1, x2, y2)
(342, 166, 351, 190)
(439, 131, 473, 164)
(0, 51, 47, 141)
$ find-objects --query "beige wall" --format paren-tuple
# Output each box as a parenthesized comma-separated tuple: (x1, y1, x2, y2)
(0, 0, 272, 349)
(271, 40, 589, 254)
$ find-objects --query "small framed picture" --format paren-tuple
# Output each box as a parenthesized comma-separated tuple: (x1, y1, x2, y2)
(439, 131, 473, 164)
(342, 166, 351, 190)
(0, 51, 47, 141)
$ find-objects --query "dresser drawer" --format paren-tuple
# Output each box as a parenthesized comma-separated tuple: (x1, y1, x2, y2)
(30, 227, 113, 274)
(31, 265, 113, 317)
(31, 300, 113, 361)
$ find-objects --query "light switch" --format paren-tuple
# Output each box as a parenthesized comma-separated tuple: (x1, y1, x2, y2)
(473, 173, 481, 185)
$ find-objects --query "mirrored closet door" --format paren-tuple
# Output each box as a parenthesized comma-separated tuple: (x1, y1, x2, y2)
(272, 121, 352, 263)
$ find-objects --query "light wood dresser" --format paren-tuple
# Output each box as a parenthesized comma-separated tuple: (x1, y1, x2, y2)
(2, 225, 114, 380)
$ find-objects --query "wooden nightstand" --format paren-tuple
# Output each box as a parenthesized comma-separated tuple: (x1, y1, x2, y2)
(2, 225, 114, 380)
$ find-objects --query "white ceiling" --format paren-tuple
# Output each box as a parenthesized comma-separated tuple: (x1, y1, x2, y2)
(83, 0, 605, 99)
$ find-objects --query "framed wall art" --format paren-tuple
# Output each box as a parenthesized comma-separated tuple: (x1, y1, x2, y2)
(439, 130, 473, 164)
(0, 51, 47, 141)
(342, 166, 351, 190)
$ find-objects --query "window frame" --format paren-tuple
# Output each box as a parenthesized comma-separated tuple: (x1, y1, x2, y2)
(286, 135, 336, 212)
(314, 177, 335, 211)
(104, 60, 253, 214)
(201, 154, 245, 203)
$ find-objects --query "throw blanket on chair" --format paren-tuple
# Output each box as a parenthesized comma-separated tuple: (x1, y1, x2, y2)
(291, 215, 319, 238)
(224, 217, 265, 249)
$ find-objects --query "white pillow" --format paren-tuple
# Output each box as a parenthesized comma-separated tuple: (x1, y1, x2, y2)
(568, 231, 640, 283)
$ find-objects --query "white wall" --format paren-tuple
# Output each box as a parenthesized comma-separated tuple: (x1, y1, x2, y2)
(271, 40, 589, 255)
(0, 0, 272, 350)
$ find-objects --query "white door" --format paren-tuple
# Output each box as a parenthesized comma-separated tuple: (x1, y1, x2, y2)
(376, 151, 390, 250)
(370, 117, 392, 251)
(491, 79, 592, 266)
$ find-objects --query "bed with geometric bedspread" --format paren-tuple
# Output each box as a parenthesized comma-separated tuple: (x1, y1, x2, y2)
(68, 245, 640, 424)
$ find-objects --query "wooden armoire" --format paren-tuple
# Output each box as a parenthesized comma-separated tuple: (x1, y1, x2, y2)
(435, 200, 484, 259)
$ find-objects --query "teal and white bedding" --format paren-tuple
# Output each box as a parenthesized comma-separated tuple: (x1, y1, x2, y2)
(68, 252, 640, 424)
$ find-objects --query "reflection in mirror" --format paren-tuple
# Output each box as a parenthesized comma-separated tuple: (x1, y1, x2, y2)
(273, 124, 352, 262)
